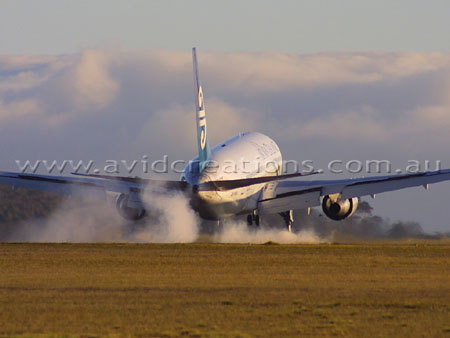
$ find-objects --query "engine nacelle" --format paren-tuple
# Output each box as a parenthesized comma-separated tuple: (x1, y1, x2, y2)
(322, 194, 359, 221)
(116, 193, 146, 221)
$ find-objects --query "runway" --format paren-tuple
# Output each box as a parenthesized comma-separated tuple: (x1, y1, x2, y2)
(1, 242, 449, 336)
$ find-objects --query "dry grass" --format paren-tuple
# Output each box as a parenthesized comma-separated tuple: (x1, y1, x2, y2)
(0, 242, 449, 337)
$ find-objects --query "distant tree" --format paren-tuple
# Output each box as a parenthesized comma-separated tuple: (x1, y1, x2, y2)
(388, 222, 424, 239)
(0, 185, 63, 238)
(357, 201, 373, 215)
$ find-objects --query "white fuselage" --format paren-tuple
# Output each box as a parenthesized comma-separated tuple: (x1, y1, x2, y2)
(183, 132, 282, 219)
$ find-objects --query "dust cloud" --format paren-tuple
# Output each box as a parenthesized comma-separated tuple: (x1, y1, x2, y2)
(3, 190, 201, 243)
(214, 220, 327, 244)
(134, 191, 200, 243)
(3, 189, 329, 243)
(4, 197, 126, 242)
(2, 188, 445, 243)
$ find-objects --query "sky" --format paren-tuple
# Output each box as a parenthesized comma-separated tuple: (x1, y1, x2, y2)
(1, 1, 450, 232)
(1, 0, 450, 54)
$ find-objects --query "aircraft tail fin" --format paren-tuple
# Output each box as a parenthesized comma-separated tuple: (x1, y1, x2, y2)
(192, 48, 211, 171)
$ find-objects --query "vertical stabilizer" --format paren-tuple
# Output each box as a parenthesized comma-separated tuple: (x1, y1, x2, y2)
(192, 47, 211, 171)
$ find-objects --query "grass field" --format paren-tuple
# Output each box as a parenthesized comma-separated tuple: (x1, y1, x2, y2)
(1, 242, 450, 337)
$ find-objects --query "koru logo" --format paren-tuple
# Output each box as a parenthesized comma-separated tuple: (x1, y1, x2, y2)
(198, 86, 204, 109)
(200, 127, 207, 150)
(198, 86, 207, 150)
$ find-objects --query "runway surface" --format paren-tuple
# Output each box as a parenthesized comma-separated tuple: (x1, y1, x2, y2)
(1, 241, 449, 337)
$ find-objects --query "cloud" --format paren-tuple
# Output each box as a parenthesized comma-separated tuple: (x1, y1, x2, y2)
(0, 54, 72, 93)
(198, 51, 450, 93)
(0, 99, 41, 121)
(287, 107, 388, 141)
(70, 49, 120, 110)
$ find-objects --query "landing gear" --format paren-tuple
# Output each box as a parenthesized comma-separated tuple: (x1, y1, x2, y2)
(247, 209, 260, 226)
(280, 210, 294, 232)
(216, 219, 224, 232)
(246, 215, 253, 226)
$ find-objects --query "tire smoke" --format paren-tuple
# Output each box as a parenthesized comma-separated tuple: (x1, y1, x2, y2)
(134, 191, 200, 243)
(214, 220, 327, 244)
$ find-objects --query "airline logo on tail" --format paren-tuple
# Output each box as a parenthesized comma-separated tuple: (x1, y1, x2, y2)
(198, 86, 207, 150)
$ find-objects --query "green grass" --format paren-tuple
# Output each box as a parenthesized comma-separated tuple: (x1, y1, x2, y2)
(0, 242, 449, 337)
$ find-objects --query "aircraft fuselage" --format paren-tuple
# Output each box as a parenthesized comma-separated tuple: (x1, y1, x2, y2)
(183, 132, 282, 220)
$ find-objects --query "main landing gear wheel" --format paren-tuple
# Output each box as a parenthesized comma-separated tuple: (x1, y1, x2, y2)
(247, 215, 252, 225)
(280, 210, 294, 232)
(247, 210, 260, 226)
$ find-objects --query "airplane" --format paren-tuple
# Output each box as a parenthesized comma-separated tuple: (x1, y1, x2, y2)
(1, 47, 450, 232)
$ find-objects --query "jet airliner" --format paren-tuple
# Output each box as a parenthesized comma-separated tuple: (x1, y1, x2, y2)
(1, 48, 450, 232)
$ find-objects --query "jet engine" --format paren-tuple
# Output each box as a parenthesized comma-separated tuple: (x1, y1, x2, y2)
(321, 194, 359, 221)
(116, 193, 146, 221)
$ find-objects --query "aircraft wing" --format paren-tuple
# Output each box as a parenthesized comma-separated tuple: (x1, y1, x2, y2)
(0, 171, 187, 199)
(258, 169, 450, 214)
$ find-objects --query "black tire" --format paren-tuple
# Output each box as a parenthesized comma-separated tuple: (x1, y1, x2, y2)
(247, 214, 253, 226)
(254, 215, 260, 226)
